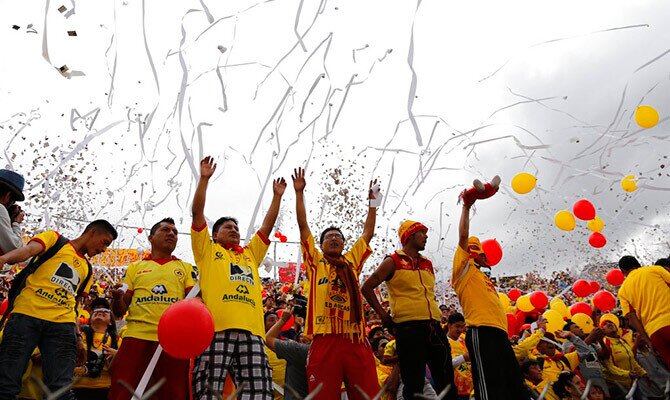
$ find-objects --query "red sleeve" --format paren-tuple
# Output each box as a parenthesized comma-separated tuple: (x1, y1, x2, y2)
(256, 230, 270, 246)
(191, 223, 207, 232)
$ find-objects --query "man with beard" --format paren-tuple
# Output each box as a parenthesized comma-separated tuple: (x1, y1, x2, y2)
(362, 221, 457, 399)
(452, 176, 528, 399)
(109, 218, 197, 400)
(292, 167, 381, 399)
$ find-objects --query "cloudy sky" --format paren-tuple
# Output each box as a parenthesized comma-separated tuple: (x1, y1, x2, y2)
(1, 0, 669, 279)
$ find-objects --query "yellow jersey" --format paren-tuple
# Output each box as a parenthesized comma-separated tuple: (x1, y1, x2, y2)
(449, 337, 473, 396)
(386, 251, 441, 323)
(73, 330, 122, 389)
(13, 231, 92, 323)
(618, 266, 670, 336)
(302, 234, 371, 338)
(451, 246, 506, 332)
(191, 224, 269, 336)
(123, 257, 197, 341)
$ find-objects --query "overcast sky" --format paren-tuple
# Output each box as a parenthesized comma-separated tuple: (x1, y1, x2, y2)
(1, 0, 669, 279)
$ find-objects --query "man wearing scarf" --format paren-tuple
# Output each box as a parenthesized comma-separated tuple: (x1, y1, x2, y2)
(362, 220, 457, 399)
(191, 156, 287, 400)
(452, 177, 528, 400)
(292, 167, 381, 399)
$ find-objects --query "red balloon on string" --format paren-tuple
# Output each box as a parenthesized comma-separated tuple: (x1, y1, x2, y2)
(570, 302, 592, 316)
(573, 199, 596, 221)
(482, 239, 503, 266)
(592, 290, 617, 312)
(589, 232, 607, 248)
(508, 288, 522, 302)
(589, 281, 600, 294)
(606, 269, 625, 286)
(529, 291, 549, 310)
(137, 228, 143, 234)
(0, 299, 8, 315)
(506, 313, 518, 337)
(572, 280, 591, 297)
(158, 299, 215, 360)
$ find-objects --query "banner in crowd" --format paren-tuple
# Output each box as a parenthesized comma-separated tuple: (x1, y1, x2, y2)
(278, 262, 305, 283)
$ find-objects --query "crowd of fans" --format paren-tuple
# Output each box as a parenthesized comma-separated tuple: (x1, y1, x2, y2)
(0, 164, 669, 400)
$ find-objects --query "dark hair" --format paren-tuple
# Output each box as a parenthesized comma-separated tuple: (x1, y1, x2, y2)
(371, 336, 388, 353)
(0, 184, 13, 201)
(367, 326, 385, 342)
(563, 321, 576, 331)
(150, 217, 176, 236)
(552, 371, 577, 398)
(84, 220, 118, 240)
(447, 312, 465, 325)
(213, 217, 239, 235)
(655, 258, 670, 267)
(264, 311, 278, 323)
(520, 360, 541, 376)
(90, 297, 111, 311)
(319, 226, 344, 244)
(618, 255, 641, 272)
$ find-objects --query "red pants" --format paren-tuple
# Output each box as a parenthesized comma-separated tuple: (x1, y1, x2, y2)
(109, 337, 191, 400)
(651, 325, 670, 369)
(307, 334, 380, 399)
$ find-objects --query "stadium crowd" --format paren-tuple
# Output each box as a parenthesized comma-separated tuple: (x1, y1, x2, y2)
(0, 163, 669, 400)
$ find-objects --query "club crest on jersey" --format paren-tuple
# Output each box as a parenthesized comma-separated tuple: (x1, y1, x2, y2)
(229, 262, 254, 285)
(50, 263, 80, 296)
(151, 284, 168, 294)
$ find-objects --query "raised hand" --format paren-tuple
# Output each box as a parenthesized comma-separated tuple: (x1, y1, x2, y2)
(200, 156, 217, 179)
(273, 177, 287, 196)
(292, 167, 306, 192)
(368, 179, 379, 200)
(554, 330, 573, 339)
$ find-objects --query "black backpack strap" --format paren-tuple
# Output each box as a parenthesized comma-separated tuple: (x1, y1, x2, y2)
(1, 235, 70, 326)
(74, 260, 93, 317)
(82, 325, 94, 352)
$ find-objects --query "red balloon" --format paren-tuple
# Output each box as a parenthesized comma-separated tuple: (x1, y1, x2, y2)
(529, 291, 549, 310)
(279, 235, 288, 243)
(274, 232, 281, 238)
(589, 232, 607, 248)
(506, 313, 518, 337)
(508, 288, 522, 302)
(482, 239, 503, 266)
(520, 323, 532, 332)
(606, 269, 625, 286)
(570, 302, 592, 316)
(572, 279, 591, 297)
(592, 290, 617, 312)
(573, 199, 596, 221)
(137, 228, 143, 234)
(589, 281, 600, 294)
(158, 299, 215, 359)
(0, 299, 8, 315)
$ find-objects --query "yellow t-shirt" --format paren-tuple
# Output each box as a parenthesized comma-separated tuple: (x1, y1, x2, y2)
(73, 330, 122, 390)
(266, 346, 286, 399)
(451, 246, 507, 332)
(123, 257, 197, 341)
(618, 266, 670, 336)
(449, 337, 473, 396)
(191, 225, 269, 336)
(302, 234, 371, 337)
(13, 231, 92, 324)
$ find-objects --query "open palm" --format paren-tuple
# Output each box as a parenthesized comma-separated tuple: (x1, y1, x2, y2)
(292, 167, 306, 192)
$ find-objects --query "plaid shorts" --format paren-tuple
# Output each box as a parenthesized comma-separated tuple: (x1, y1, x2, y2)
(192, 330, 273, 400)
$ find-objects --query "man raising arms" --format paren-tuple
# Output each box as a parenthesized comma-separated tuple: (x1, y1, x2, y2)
(452, 186, 527, 399)
(191, 156, 286, 400)
(293, 167, 380, 399)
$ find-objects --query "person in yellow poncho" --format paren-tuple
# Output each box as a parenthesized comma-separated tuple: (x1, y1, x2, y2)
(600, 318, 647, 391)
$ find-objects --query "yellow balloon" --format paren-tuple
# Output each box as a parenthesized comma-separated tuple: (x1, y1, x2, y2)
(543, 309, 565, 334)
(511, 173, 537, 195)
(550, 298, 571, 320)
(621, 175, 638, 193)
(498, 292, 511, 309)
(587, 217, 605, 233)
(635, 105, 659, 129)
(571, 313, 594, 334)
(554, 210, 576, 231)
(517, 294, 534, 313)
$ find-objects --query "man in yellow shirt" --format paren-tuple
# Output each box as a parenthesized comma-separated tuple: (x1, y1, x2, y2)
(452, 187, 528, 399)
(446, 313, 473, 399)
(191, 156, 286, 400)
(362, 220, 457, 399)
(0, 220, 117, 400)
(108, 217, 196, 400)
(292, 167, 380, 399)
(617, 255, 670, 369)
